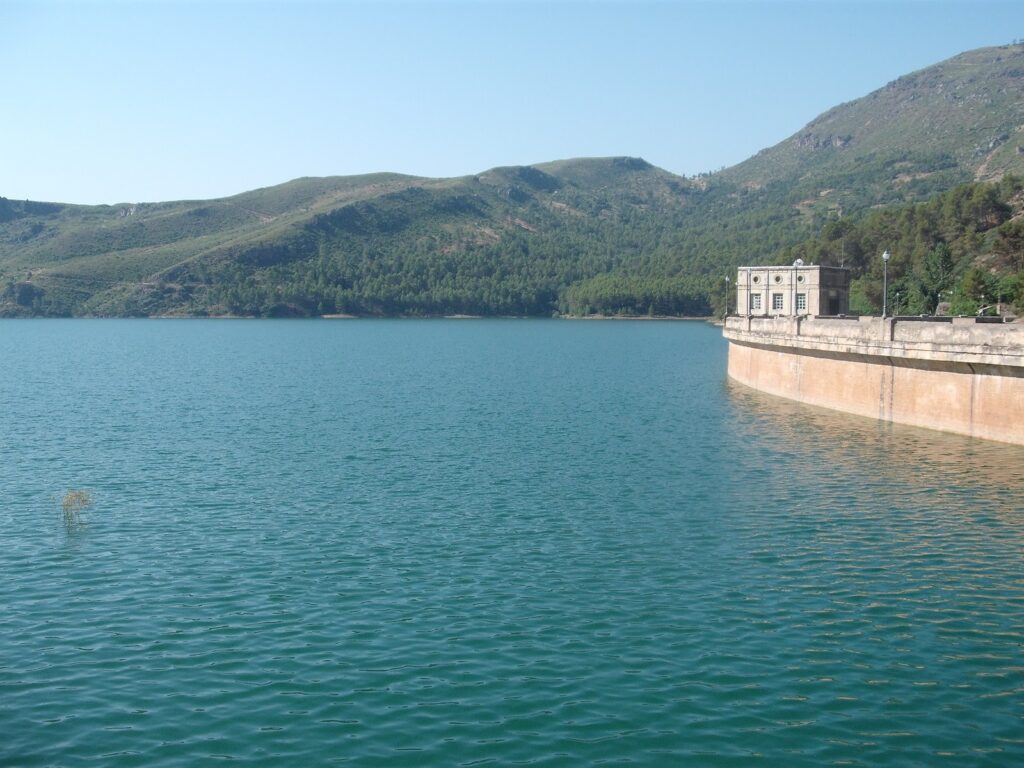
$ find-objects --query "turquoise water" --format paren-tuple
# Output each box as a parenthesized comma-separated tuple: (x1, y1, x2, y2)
(2, 319, 1023, 766)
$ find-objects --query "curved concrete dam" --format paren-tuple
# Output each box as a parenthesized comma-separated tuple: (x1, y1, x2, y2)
(723, 315, 1024, 445)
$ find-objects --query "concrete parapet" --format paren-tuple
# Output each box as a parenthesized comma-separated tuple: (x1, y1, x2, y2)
(724, 315, 1024, 369)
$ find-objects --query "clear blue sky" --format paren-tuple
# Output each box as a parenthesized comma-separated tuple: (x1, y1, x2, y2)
(3, 0, 1021, 204)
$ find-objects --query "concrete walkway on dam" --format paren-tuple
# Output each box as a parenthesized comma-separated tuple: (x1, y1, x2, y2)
(723, 315, 1024, 445)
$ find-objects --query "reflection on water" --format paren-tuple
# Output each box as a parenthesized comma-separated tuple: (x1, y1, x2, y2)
(725, 379, 1024, 510)
(715, 378, 1024, 767)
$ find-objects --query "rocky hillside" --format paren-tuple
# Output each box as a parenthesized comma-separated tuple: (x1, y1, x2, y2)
(721, 44, 1024, 213)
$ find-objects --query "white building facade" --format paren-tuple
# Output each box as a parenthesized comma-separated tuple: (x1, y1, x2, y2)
(735, 263, 850, 317)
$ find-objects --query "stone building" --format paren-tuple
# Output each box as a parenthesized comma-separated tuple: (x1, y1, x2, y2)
(735, 263, 850, 317)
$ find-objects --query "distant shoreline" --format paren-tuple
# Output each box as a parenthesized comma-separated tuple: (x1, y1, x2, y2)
(0, 312, 716, 321)
(561, 314, 713, 322)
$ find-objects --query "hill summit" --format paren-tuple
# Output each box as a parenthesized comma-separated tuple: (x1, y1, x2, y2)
(722, 43, 1024, 210)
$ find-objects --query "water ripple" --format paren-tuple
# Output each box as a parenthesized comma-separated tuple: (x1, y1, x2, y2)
(1, 319, 1022, 766)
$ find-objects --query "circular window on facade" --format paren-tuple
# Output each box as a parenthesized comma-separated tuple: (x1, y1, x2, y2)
(752, 275, 761, 284)
(774, 275, 783, 284)
(797, 275, 805, 283)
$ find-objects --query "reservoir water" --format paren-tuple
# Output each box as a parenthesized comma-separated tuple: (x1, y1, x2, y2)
(1, 319, 1022, 766)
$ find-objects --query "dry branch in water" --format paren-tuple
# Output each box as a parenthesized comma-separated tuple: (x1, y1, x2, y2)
(62, 490, 93, 525)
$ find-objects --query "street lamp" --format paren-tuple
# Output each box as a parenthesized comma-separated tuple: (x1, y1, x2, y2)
(895, 291, 901, 317)
(881, 249, 891, 318)
(723, 276, 731, 318)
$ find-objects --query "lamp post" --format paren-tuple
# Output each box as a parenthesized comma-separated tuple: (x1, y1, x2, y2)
(723, 276, 730, 318)
(895, 291, 901, 317)
(881, 250, 891, 318)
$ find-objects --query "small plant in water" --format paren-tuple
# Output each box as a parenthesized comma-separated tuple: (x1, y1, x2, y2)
(61, 490, 93, 526)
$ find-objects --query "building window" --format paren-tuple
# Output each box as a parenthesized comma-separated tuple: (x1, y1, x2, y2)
(796, 293, 807, 311)
(750, 294, 762, 311)
(772, 293, 784, 311)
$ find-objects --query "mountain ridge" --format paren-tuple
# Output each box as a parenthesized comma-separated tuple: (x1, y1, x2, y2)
(3, 43, 1024, 317)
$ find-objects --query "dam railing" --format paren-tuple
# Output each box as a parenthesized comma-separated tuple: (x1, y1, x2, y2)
(723, 315, 1024, 370)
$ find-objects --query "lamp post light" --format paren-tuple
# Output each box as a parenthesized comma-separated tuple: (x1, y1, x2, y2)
(723, 276, 730, 318)
(881, 249, 891, 318)
(895, 291, 901, 317)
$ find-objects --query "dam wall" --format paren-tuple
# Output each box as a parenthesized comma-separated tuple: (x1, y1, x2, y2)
(723, 315, 1024, 445)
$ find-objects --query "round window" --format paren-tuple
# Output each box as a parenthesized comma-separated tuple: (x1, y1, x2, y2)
(797, 275, 805, 283)
(774, 275, 782, 284)
(752, 275, 761, 284)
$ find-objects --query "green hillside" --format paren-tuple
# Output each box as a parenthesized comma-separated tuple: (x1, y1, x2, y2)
(2, 43, 1024, 318)
(781, 175, 1024, 316)
(1, 159, 724, 317)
